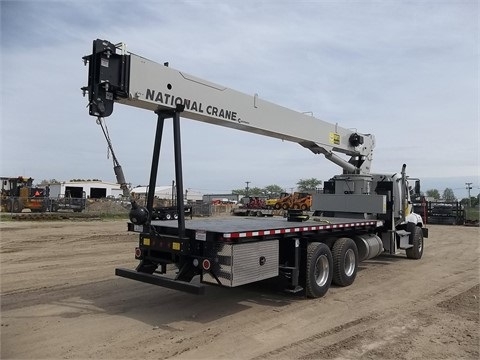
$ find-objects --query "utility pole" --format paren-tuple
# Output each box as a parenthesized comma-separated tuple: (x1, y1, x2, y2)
(465, 182, 473, 207)
(245, 181, 250, 197)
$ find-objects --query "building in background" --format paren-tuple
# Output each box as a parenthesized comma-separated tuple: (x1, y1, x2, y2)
(130, 186, 203, 203)
(48, 180, 122, 199)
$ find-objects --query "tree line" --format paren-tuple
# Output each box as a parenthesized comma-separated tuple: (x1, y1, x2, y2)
(425, 188, 479, 207)
(232, 180, 479, 208)
(232, 178, 323, 197)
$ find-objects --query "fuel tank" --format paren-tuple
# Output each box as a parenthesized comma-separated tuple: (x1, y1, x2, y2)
(354, 234, 384, 261)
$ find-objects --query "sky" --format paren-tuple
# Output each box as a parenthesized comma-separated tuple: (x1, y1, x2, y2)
(1, 0, 478, 199)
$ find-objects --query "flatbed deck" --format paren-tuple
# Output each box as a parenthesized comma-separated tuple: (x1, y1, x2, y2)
(148, 216, 381, 239)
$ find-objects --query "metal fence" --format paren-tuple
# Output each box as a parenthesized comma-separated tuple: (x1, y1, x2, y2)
(1, 196, 238, 220)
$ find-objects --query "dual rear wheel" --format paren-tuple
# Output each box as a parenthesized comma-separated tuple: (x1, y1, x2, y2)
(305, 238, 359, 298)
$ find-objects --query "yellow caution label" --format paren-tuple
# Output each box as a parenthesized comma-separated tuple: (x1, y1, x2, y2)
(143, 237, 150, 246)
(329, 132, 340, 145)
(172, 242, 180, 251)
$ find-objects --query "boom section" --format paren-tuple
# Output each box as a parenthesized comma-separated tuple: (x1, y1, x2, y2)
(83, 39, 374, 174)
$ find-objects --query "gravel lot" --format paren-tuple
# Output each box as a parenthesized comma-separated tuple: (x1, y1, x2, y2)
(1, 220, 478, 359)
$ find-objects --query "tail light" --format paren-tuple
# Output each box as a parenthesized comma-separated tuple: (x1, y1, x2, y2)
(202, 259, 211, 271)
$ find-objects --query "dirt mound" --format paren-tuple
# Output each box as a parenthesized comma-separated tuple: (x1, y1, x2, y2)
(85, 199, 130, 214)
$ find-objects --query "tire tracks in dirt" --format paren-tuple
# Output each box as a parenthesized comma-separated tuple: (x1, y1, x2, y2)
(252, 279, 479, 360)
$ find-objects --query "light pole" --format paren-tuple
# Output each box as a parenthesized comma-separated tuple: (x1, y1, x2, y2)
(245, 181, 250, 197)
(466, 182, 473, 207)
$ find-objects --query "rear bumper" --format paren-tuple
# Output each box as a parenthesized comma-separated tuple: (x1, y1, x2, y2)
(115, 268, 205, 295)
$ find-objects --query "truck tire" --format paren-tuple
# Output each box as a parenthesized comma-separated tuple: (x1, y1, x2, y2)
(5, 200, 12, 212)
(12, 199, 23, 213)
(406, 225, 424, 260)
(165, 213, 172, 220)
(282, 204, 289, 210)
(305, 242, 333, 298)
(173, 213, 178, 220)
(301, 204, 308, 210)
(332, 238, 358, 287)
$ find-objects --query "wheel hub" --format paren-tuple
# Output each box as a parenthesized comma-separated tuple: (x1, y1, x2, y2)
(344, 248, 356, 277)
(315, 254, 329, 287)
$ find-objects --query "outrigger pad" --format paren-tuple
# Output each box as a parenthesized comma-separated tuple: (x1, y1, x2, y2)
(287, 209, 310, 222)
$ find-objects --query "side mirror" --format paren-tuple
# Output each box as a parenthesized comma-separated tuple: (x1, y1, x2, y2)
(414, 180, 421, 195)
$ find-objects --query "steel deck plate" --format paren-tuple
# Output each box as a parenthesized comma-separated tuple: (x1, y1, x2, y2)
(151, 216, 379, 238)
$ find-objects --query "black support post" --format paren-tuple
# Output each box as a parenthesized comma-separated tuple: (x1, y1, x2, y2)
(172, 105, 186, 238)
(146, 105, 185, 237)
(146, 111, 166, 218)
(283, 238, 303, 294)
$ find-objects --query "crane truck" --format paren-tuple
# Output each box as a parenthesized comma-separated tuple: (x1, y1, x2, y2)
(82, 39, 428, 298)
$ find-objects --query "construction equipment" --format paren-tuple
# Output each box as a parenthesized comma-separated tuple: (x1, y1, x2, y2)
(50, 191, 87, 213)
(294, 193, 312, 210)
(274, 192, 312, 210)
(82, 39, 428, 298)
(0, 176, 49, 213)
(232, 196, 275, 217)
(264, 198, 279, 209)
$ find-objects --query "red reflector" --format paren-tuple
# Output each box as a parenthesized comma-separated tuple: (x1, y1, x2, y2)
(202, 259, 211, 271)
(135, 248, 141, 257)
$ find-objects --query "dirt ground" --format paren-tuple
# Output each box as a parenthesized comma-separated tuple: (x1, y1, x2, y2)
(1, 220, 478, 359)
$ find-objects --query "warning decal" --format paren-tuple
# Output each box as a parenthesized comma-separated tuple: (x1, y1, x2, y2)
(329, 132, 340, 145)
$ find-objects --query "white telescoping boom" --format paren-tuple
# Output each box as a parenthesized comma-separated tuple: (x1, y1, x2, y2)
(82, 39, 374, 176)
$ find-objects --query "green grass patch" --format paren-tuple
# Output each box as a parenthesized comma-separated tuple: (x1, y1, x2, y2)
(0, 213, 14, 221)
(465, 207, 479, 221)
